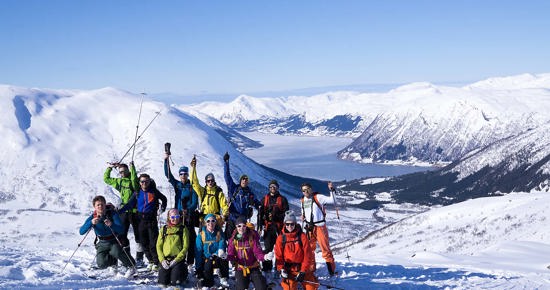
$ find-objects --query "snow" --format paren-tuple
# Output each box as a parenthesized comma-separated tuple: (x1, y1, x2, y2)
(2, 84, 550, 288)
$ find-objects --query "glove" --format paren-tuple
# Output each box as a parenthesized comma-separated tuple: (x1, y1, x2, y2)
(169, 260, 178, 268)
(218, 249, 227, 259)
(280, 269, 288, 279)
(161, 260, 170, 270)
(264, 251, 274, 261)
(295, 272, 305, 282)
(223, 152, 230, 162)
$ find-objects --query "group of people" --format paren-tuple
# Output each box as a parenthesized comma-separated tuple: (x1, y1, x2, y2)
(80, 150, 338, 290)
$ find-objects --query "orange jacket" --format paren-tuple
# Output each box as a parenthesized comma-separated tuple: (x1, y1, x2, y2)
(274, 225, 313, 273)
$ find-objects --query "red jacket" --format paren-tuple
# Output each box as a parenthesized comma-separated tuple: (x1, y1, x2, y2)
(274, 225, 313, 273)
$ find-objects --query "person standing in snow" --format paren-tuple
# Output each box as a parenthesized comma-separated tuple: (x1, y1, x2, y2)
(164, 152, 198, 268)
(258, 179, 289, 275)
(227, 216, 267, 290)
(223, 151, 261, 240)
(120, 173, 167, 271)
(275, 210, 318, 290)
(195, 213, 230, 289)
(190, 155, 229, 227)
(300, 182, 336, 276)
(103, 161, 142, 265)
(156, 208, 190, 288)
(80, 195, 135, 278)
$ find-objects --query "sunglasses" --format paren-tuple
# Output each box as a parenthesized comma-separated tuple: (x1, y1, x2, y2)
(170, 215, 180, 219)
(140, 180, 149, 183)
(285, 223, 296, 227)
(301, 188, 309, 192)
(206, 179, 214, 183)
(206, 219, 216, 223)
(236, 224, 246, 228)
(179, 173, 188, 176)
(269, 185, 277, 189)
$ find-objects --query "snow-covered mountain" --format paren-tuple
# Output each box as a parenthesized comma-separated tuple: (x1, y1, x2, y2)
(183, 73, 550, 164)
(0, 85, 310, 216)
(340, 121, 550, 207)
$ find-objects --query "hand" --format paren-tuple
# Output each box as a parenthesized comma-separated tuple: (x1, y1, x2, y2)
(161, 207, 166, 213)
(164, 153, 170, 160)
(280, 269, 288, 279)
(161, 260, 170, 269)
(104, 219, 112, 227)
(264, 251, 274, 261)
(295, 272, 305, 282)
(129, 161, 134, 166)
(223, 152, 230, 162)
(328, 181, 334, 191)
(218, 249, 227, 259)
(190, 155, 196, 167)
(169, 260, 178, 268)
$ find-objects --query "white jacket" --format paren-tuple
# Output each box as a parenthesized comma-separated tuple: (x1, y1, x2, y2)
(301, 191, 334, 227)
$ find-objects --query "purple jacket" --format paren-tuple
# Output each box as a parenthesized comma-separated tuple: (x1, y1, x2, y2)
(227, 228, 264, 269)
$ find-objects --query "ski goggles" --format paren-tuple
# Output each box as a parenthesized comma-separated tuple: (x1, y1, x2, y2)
(170, 215, 180, 219)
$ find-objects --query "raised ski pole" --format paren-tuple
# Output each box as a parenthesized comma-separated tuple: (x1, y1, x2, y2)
(131, 93, 145, 162)
(329, 181, 350, 262)
(117, 110, 161, 164)
(61, 227, 92, 273)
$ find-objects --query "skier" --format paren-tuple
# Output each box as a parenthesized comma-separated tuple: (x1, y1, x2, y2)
(164, 152, 198, 270)
(103, 161, 142, 265)
(156, 208, 190, 288)
(223, 151, 261, 239)
(258, 179, 289, 277)
(190, 155, 229, 227)
(120, 173, 167, 271)
(195, 213, 230, 289)
(79, 195, 135, 278)
(227, 216, 267, 290)
(275, 210, 318, 290)
(300, 182, 336, 276)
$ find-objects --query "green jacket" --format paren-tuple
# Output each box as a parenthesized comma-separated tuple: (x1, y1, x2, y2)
(156, 224, 189, 263)
(103, 163, 139, 209)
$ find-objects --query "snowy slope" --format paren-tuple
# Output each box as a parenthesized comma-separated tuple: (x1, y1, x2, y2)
(183, 73, 550, 164)
(0, 85, 292, 215)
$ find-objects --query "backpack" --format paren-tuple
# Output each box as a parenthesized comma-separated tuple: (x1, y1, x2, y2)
(301, 193, 326, 222)
(230, 186, 255, 218)
(200, 228, 222, 247)
(161, 224, 187, 242)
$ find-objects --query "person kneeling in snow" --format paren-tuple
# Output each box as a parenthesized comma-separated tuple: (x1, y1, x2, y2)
(195, 213, 230, 289)
(156, 208, 190, 288)
(227, 216, 267, 290)
(79, 195, 135, 278)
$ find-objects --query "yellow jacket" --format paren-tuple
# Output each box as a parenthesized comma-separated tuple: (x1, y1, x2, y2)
(191, 165, 229, 217)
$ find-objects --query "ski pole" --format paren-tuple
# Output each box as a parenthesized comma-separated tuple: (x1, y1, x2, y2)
(297, 277, 345, 290)
(118, 110, 161, 164)
(61, 227, 92, 273)
(106, 222, 136, 269)
(329, 181, 350, 262)
(131, 93, 145, 162)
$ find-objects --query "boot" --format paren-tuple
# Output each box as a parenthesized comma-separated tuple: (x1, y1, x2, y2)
(327, 261, 336, 276)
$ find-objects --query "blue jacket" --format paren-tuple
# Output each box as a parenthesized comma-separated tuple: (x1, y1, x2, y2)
(120, 182, 167, 215)
(195, 226, 226, 269)
(80, 210, 124, 238)
(164, 159, 198, 211)
(224, 161, 260, 222)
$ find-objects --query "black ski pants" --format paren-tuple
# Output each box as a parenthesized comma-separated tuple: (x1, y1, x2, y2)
(235, 267, 267, 290)
(199, 256, 229, 287)
(137, 215, 159, 265)
(158, 260, 188, 286)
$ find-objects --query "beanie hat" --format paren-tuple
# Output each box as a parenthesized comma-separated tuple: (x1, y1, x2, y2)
(235, 216, 247, 226)
(178, 166, 189, 175)
(269, 180, 279, 188)
(283, 210, 297, 224)
(240, 174, 249, 181)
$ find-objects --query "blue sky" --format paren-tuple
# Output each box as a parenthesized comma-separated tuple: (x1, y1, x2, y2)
(1, 1, 549, 101)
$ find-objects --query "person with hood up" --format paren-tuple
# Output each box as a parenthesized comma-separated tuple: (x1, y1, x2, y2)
(227, 216, 267, 290)
(156, 208, 190, 288)
(195, 213, 230, 289)
(275, 210, 318, 290)
(190, 155, 229, 227)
